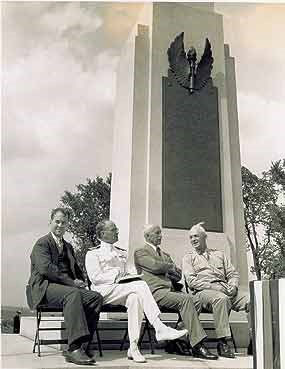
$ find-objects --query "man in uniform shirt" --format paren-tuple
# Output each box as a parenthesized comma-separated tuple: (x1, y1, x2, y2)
(85, 220, 187, 363)
(182, 222, 250, 358)
(135, 224, 218, 360)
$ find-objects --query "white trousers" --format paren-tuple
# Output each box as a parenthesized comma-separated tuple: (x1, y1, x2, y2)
(102, 280, 161, 343)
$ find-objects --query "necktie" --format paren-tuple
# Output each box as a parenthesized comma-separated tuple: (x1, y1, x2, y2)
(57, 238, 64, 253)
(156, 247, 161, 256)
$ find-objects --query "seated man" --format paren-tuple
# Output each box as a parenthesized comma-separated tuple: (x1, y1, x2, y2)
(134, 224, 218, 360)
(182, 222, 251, 358)
(28, 208, 103, 366)
(85, 220, 187, 363)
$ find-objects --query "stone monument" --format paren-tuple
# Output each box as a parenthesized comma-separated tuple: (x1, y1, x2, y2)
(110, 3, 248, 289)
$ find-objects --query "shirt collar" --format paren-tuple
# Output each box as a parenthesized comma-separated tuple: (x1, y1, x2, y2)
(145, 241, 158, 252)
(51, 232, 63, 244)
(194, 247, 209, 258)
(100, 241, 115, 251)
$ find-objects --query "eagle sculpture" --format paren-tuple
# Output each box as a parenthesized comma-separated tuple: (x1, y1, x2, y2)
(167, 32, 214, 93)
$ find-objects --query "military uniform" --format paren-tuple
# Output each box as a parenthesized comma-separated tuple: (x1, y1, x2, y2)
(85, 242, 161, 343)
(183, 248, 250, 338)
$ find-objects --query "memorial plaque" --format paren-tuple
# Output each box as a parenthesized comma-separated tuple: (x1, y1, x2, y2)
(162, 72, 223, 231)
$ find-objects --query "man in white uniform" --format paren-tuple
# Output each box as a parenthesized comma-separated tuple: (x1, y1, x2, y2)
(85, 220, 187, 363)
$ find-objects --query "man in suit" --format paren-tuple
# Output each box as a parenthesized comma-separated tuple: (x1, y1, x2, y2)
(134, 225, 218, 360)
(183, 222, 250, 358)
(28, 208, 103, 365)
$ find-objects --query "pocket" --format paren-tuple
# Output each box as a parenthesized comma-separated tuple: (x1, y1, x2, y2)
(194, 266, 208, 273)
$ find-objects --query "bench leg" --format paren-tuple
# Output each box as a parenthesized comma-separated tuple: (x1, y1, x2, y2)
(32, 329, 38, 354)
(145, 320, 155, 354)
(36, 309, 41, 357)
(95, 328, 103, 357)
(120, 330, 128, 351)
(230, 326, 238, 353)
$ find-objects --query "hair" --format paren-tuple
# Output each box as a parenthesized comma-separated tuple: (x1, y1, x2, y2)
(189, 222, 207, 238)
(143, 224, 160, 239)
(96, 219, 111, 239)
(50, 207, 71, 221)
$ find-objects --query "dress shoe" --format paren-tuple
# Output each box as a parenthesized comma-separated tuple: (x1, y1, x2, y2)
(156, 327, 188, 342)
(217, 341, 235, 358)
(165, 339, 191, 355)
(192, 343, 218, 360)
(127, 343, 146, 363)
(65, 347, 95, 365)
(85, 348, 97, 361)
(81, 342, 97, 361)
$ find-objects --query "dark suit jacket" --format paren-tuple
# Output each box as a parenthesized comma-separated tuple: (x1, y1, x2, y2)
(28, 233, 84, 309)
(134, 243, 176, 301)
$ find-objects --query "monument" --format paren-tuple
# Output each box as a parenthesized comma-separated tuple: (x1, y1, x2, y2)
(110, 3, 248, 289)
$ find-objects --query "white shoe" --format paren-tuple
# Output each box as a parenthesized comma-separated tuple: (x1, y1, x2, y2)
(127, 344, 146, 363)
(155, 327, 188, 342)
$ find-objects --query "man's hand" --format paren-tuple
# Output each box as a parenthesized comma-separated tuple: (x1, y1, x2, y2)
(167, 265, 182, 282)
(74, 279, 87, 288)
(227, 285, 238, 297)
(115, 271, 128, 282)
(126, 265, 137, 274)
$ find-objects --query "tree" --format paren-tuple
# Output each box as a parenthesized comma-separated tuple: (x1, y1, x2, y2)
(60, 174, 111, 270)
(241, 161, 285, 279)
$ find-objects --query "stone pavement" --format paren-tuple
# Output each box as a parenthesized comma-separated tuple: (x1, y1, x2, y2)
(1, 334, 253, 369)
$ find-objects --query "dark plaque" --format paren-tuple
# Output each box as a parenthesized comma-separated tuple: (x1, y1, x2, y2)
(162, 72, 223, 231)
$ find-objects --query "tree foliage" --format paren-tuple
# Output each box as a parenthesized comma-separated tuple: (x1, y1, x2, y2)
(60, 174, 111, 270)
(241, 160, 285, 279)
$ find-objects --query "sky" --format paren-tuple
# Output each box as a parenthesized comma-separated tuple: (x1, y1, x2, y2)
(2, 2, 285, 307)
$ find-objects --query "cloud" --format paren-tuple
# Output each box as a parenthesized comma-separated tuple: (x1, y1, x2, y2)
(238, 91, 285, 175)
(2, 42, 117, 162)
(216, 3, 285, 175)
(2, 3, 121, 245)
(217, 3, 285, 102)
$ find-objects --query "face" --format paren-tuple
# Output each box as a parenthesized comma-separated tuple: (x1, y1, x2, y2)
(50, 211, 69, 238)
(100, 221, 119, 244)
(146, 226, 162, 246)
(189, 229, 206, 250)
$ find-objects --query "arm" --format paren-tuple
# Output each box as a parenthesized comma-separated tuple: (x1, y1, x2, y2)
(85, 252, 120, 285)
(182, 254, 211, 291)
(223, 253, 239, 288)
(33, 242, 75, 287)
(134, 248, 173, 275)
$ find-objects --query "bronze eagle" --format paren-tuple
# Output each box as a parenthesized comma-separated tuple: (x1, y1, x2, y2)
(167, 32, 214, 93)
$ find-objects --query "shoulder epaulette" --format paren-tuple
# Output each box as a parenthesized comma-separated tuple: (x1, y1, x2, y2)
(114, 246, 127, 252)
(88, 245, 101, 251)
(208, 248, 218, 253)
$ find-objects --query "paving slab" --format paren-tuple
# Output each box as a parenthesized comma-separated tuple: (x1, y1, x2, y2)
(1, 334, 253, 369)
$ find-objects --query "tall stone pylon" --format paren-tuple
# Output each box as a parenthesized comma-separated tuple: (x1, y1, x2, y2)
(110, 3, 248, 288)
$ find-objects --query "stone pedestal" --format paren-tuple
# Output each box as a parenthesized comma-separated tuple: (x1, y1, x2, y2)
(110, 3, 248, 288)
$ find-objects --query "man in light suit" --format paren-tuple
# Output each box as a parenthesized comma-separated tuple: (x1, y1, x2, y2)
(85, 220, 187, 363)
(28, 208, 103, 365)
(134, 224, 218, 360)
